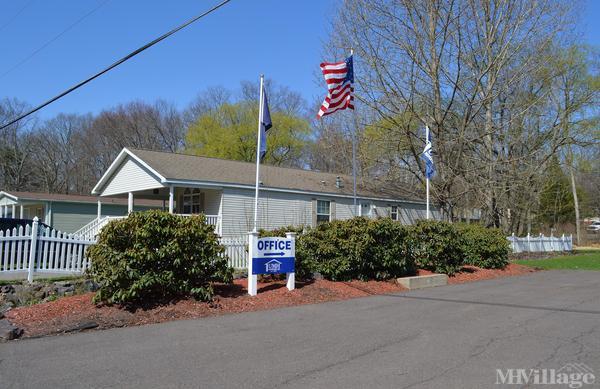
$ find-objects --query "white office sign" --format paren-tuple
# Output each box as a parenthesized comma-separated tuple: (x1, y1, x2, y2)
(247, 232, 296, 296)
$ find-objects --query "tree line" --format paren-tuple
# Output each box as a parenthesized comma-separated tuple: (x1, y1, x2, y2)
(323, 0, 599, 238)
(0, 0, 598, 238)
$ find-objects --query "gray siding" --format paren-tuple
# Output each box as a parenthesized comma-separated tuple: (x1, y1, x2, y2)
(203, 189, 221, 215)
(101, 157, 163, 196)
(220, 188, 438, 237)
(50, 202, 158, 233)
(221, 188, 312, 237)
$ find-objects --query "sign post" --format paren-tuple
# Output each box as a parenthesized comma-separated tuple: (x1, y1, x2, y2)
(247, 232, 296, 296)
(247, 231, 259, 296)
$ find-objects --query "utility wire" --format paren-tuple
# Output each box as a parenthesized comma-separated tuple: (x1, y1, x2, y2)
(0, 0, 111, 81)
(0, 0, 233, 130)
(0, 0, 35, 34)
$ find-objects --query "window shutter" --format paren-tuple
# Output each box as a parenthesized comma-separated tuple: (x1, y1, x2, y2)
(312, 198, 317, 226)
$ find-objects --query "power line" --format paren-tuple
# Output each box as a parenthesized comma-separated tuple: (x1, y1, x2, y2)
(0, 0, 35, 34)
(0, 0, 233, 131)
(0, 0, 111, 81)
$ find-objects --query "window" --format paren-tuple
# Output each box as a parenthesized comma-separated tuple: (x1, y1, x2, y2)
(316, 200, 330, 224)
(390, 206, 398, 221)
(182, 188, 203, 214)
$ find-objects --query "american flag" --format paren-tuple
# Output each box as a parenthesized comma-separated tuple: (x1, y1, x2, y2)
(317, 55, 354, 118)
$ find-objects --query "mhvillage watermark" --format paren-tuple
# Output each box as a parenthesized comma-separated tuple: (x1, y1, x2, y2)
(496, 363, 595, 388)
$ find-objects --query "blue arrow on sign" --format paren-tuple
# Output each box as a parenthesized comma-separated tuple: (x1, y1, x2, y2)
(264, 252, 285, 256)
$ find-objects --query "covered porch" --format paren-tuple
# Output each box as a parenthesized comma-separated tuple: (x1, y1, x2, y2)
(89, 185, 223, 237)
(0, 194, 50, 223)
(90, 148, 225, 238)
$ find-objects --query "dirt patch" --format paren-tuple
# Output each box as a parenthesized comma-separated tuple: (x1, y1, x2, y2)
(5, 264, 537, 339)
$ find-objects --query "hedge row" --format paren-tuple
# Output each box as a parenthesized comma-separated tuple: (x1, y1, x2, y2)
(88, 211, 510, 305)
(262, 218, 510, 280)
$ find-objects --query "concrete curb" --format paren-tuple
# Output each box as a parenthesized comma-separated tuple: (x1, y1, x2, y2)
(397, 274, 448, 290)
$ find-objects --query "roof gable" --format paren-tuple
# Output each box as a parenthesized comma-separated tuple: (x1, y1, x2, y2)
(92, 148, 165, 195)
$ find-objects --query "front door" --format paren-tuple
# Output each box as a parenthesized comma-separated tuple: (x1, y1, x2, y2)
(359, 202, 371, 218)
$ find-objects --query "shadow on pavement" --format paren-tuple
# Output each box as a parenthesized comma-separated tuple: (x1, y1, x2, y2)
(383, 294, 600, 315)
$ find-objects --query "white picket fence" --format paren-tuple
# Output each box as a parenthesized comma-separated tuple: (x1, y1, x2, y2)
(508, 233, 573, 253)
(0, 217, 96, 281)
(221, 236, 248, 269)
(1, 217, 249, 282)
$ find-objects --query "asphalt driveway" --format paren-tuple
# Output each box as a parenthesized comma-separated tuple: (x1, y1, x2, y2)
(1, 270, 599, 389)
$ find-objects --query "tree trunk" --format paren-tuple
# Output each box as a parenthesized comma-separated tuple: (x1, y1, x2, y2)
(568, 153, 581, 245)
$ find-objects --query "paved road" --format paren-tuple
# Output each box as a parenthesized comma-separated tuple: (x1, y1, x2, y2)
(1, 270, 599, 389)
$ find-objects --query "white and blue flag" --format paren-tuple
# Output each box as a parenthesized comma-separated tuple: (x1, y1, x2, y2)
(259, 86, 272, 159)
(421, 126, 435, 179)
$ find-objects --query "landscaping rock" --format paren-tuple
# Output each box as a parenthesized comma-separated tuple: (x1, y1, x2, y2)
(0, 302, 14, 312)
(63, 321, 98, 333)
(1, 285, 14, 294)
(0, 319, 23, 341)
(82, 280, 99, 292)
(312, 272, 324, 280)
(55, 286, 75, 296)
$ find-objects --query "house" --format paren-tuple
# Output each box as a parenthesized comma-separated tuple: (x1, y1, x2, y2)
(0, 191, 161, 234)
(91, 148, 439, 238)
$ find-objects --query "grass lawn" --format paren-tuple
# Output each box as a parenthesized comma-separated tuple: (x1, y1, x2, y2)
(515, 250, 600, 270)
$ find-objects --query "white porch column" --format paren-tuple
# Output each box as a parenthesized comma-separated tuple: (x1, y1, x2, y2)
(45, 202, 52, 225)
(168, 185, 174, 214)
(128, 192, 134, 213)
(11, 205, 16, 218)
(97, 199, 102, 219)
(19, 205, 24, 219)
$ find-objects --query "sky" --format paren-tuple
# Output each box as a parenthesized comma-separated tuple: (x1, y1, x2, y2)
(0, 0, 598, 121)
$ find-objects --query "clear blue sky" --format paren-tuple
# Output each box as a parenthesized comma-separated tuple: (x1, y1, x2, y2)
(0, 0, 598, 120)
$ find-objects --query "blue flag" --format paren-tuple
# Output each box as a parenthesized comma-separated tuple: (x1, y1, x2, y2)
(259, 87, 272, 159)
(421, 127, 435, 179)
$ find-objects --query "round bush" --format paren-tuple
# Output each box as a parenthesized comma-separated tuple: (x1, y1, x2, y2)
(295, 218, 417, 281)
(411, 220, 465, 275)
(87, 210, 233, 304)
(455, 223, 510, 269)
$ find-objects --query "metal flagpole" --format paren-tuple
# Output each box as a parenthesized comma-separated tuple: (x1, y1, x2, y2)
(253, 75, 265, 232)
(425, 125, 430, 220)
(350, 48, 358, 216)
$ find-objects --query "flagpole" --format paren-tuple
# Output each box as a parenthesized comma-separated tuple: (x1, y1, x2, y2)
(350, 48, 358, 217)
(425, 125, 430, 220)
(253, 75, 265, 232)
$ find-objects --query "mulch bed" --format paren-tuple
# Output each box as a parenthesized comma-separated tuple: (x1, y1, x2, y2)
(5, 263, 535, 339)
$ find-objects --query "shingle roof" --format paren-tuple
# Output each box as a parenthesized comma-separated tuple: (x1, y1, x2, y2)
(1, 191, 161, 206)
(128, 148, 421, 202)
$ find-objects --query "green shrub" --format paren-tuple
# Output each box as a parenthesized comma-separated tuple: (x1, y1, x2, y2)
(87, 210, 233, 305)
(296, 218, 417, 281)
(411, 220, 465, 275)
(455, 223, 510, 269)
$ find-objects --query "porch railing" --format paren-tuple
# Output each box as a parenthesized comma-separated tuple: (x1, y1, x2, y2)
(74, 214, 222, 239)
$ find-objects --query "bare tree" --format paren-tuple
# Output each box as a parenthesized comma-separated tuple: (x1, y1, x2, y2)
(325, 0, 585, 231)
